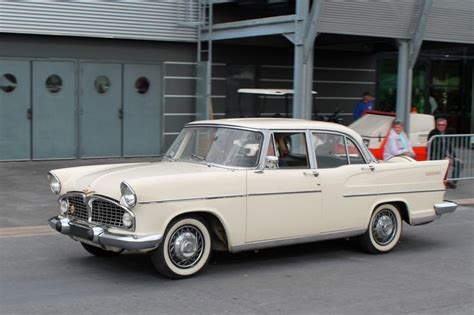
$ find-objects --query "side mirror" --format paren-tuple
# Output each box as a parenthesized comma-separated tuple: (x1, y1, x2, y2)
(265, 156, 279, 169)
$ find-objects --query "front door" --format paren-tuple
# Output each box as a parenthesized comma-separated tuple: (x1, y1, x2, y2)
(32, 61, 76, 159)
(0, 60, 31, 160)
(246, 131, 322, 242)
(79, 63, 122, 158)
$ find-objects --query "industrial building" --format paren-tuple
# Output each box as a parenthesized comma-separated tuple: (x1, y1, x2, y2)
(0, 0, 473, 160)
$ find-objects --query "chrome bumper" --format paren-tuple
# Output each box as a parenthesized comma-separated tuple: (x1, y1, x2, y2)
(48, 216, 162, 251)
(434, 201, 458, 215)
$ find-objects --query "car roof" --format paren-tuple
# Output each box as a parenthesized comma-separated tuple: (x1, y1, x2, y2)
(187, 118, 362, 140)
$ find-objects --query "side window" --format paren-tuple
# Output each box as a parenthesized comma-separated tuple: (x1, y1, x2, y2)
(346, 138, 366, 165)
(312, 132, 348, 168)
(274, 132, 309, 169)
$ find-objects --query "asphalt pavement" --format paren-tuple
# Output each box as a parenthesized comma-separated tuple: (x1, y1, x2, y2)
(0, 158, 473, 314)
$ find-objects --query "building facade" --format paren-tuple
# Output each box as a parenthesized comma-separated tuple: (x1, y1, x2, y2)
(0, 0, 473, 160)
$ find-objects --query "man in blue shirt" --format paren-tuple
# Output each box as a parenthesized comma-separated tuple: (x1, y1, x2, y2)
(353, 91, 374, 120)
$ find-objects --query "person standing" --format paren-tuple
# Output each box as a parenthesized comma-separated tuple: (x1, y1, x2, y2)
(428, 118, 461, 188)
(353, 91, 374, 120)
(383, 121, 415, 161)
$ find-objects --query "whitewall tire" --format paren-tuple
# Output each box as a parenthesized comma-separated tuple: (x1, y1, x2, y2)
(359, 204, 402, 254)
(151, 216, 211, 279)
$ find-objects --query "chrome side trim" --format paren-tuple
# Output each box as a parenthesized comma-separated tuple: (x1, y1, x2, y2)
(139, 190, 322, 204)
(248, 190, 322, 197)
(434, 201, 457, 215)
(139, 194, 246, 205)
(343, 188, 445, 198)
(230, 228, 366, 253)
(48, 216, 162, 251)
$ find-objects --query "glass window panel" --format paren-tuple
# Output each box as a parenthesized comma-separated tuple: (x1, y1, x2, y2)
(346, 138, 366, 165)
(312, 132, 348, 168)
(274, 132, 309, 169)
(45, 75, 62, 93)
(94, 76, 110, 94)
(1, 73, 17, 93)
(135, 77, 149, 94)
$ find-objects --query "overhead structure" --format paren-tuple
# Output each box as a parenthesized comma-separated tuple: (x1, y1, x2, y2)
(197, 0, 448, 131)
(198, 0, 323, 120)
(396, 0, 433, 132)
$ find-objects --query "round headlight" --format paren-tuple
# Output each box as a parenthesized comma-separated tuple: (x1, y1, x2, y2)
(120, 182, 137, 208)
(122, 212, 133, 228)
(48, 172, 61, 195)
(60, 199, 69, 216)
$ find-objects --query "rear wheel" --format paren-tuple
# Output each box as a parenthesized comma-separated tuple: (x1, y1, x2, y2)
(150, 216, 211, 279)
(81, 242, 122, 257)
(359, 204, 402, 254)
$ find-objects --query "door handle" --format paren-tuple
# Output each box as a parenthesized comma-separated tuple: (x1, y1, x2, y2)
(118, 108, 124, 120)
(303, 170, 319, 177)
(361, 165, 375, 171)
(27, 108, 32, 120)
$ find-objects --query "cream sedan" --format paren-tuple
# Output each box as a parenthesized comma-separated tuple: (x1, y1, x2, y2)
(48, 118, 456, 278)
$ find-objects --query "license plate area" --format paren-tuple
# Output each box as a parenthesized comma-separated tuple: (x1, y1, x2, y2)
(70, 222, 94, 240)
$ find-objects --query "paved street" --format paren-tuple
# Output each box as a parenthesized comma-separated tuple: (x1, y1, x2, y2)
(0, 207, 472, 314)
(0, 159, 473, 314)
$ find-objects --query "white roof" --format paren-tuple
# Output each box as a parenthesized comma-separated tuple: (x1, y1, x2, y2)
(187, 118, 362, 140)
(238, 88, 317, 95)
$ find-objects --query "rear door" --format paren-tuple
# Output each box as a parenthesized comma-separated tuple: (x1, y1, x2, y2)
(312, 131, 377, 232)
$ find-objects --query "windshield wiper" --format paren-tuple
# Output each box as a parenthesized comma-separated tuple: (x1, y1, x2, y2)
(191, 154, 207, 162)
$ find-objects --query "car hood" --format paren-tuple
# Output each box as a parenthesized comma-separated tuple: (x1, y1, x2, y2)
(52, 161, 226, 200)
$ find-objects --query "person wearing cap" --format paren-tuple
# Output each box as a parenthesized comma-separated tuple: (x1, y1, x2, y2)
(383, 120, 415, 161)
(353, 91, 374, 120)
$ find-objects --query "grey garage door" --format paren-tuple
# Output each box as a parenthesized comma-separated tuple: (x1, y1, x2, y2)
(0, 60, 31, 160)
(32, 61, 76, 159)
(123, 64, 161, 156)
(79, 63, 122, 158)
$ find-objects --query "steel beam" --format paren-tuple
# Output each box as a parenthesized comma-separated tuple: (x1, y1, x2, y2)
(292, 0, 309, 119)
(409, 0, 433, 68)
(303, 0, 324, 63)
(396, 39, 411, 131)
(201, 15, 296, 41)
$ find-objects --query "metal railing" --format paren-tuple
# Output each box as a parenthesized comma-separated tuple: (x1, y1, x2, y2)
(427, 134, 474, 181)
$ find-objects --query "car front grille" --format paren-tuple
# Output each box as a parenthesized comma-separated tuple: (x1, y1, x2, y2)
(66, 194, 127, 229)
(91, 199, 125, 228)
(68, 195, 88, 221)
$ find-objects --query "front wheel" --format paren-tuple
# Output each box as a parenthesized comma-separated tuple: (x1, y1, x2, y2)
(359, 204, 402, 254)
(150, 216, 211, 279)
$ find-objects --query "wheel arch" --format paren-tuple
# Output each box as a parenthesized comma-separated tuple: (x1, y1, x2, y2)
(165, 210, 231, 252)
(371, 200, 410, 224)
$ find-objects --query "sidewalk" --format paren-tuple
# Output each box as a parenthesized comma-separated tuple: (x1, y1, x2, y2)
(0, 158, 472, 228)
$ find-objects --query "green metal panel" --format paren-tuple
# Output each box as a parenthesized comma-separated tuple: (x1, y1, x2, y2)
(79, 63, 122, 158)
(32, 61, 77, 159)
(0, 60, 31, 160)
(123, 64, 162, 156)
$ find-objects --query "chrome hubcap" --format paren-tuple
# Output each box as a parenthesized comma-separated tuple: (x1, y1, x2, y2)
(372, 210, 397, 245)
(168, 225, 204, 268)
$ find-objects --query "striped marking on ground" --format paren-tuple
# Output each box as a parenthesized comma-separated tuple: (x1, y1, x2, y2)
(0, 225, 56, 238)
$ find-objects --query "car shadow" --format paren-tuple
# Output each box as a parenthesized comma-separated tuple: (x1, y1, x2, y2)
(67, 233, 444, 281)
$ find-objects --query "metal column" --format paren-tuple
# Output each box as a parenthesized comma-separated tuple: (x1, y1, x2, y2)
(396, 39, 411, 129)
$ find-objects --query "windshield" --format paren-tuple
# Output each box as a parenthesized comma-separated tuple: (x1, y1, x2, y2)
(165, 126, 263, 168)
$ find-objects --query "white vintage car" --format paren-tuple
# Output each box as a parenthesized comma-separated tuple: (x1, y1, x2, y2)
(48, 118, 457, 279)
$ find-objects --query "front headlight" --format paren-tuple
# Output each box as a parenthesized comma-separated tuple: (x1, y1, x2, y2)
(48, 172, 61, 195)
(59, 199, 69, 216)
(120, 182, 137, 208)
